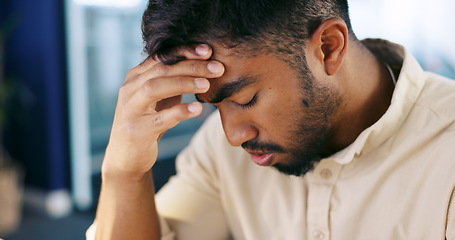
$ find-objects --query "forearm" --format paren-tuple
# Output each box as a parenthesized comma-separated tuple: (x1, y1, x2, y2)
(94, 170, 160, 240)
(91, 44, 220, 240)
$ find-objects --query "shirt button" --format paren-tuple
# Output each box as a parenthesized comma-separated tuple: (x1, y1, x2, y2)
(319, 168, 332, 179)
(313, 230, 325, 240)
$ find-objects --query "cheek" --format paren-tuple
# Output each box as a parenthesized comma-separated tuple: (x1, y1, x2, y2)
(266, 85, 303, 112)
(255, 90, 302, 132)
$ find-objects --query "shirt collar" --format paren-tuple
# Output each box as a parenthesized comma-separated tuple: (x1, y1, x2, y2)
(331, 39, 425, 164)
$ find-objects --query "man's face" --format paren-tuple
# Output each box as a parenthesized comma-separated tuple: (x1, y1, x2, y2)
(197, 48, 342, 176)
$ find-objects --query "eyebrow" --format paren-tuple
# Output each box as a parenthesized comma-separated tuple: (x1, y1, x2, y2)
(196, 75, 258, 104)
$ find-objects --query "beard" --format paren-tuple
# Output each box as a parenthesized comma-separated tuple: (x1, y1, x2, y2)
(277, 81, 341, 176)
(242, 69, 342, 177)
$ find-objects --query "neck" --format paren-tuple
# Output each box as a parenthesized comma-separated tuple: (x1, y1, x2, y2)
(326, 41, 396, 154)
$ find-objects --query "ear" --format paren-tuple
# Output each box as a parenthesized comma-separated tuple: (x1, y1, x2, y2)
(309, 18, 348, 76)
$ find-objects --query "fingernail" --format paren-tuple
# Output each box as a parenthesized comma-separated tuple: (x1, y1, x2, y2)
(187, 102, 201, 113)
(195, 78, 208, 89)
(195, 44, 209, 56)
(208, 62, 223, 74)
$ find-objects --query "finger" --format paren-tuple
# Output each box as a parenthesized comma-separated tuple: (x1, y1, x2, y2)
(121, 57, 160, 89)
(140, 59, 225, 83)
(132, 57, 160, 75)
(123, 59, 223, 92)
(143, 76, 209, 101)
(120, 53, 223, 103)
(131, 44, 212, 75)
(126, 43, 214, 82)
(128, 77, 209, 113)
(156, 95, 182, 112)
(153, 44, 213, 65)
(143, 102, 203, 135)
(170, 44, 213, 61)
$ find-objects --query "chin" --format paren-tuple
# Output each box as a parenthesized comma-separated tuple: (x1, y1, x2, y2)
(272, 159, 318, 177)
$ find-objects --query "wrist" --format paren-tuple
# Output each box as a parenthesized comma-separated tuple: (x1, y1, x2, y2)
(101, 145, 156, 183)
(101, 163, 152, 183)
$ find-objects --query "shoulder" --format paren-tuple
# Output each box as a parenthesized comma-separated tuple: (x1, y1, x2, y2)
(396, 48, 455, 119)
(417, 72, 455, 117)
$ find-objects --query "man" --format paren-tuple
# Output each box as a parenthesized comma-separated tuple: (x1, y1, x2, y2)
(88, 0, 455, 239)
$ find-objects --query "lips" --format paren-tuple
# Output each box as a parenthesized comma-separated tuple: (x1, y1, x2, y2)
(249, 152, 274, 166)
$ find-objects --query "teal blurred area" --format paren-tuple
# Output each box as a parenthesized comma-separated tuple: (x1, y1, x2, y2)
(350, 0, 455, 79)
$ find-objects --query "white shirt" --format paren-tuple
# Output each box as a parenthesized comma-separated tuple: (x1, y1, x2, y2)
(87, 40, 455, 240)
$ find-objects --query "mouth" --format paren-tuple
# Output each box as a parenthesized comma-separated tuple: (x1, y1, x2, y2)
(247, 152, 275, 166)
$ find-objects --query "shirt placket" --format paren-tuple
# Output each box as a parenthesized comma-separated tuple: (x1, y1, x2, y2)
(306, 158, 342, 240)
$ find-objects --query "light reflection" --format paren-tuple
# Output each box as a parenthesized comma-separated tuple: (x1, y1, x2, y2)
(74, 0, 142, 7)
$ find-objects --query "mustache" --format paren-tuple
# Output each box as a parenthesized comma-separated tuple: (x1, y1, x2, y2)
(241, 139, 285, 153)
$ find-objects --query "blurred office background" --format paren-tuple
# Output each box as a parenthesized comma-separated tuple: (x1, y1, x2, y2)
(0, 0, 454, 239)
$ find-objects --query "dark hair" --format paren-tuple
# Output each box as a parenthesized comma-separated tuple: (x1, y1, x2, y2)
(142, 0, 354, 64)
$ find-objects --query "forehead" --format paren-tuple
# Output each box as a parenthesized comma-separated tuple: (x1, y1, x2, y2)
(210, 47, 261, 85)
(200, 46, 295, 100)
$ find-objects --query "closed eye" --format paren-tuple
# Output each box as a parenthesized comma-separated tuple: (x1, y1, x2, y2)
(236, 93, 257, 109)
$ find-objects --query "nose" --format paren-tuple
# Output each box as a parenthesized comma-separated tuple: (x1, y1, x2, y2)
(219, 108, 258, 147)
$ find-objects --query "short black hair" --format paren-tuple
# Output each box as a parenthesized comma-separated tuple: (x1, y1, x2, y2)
(142, 0, 354, 64)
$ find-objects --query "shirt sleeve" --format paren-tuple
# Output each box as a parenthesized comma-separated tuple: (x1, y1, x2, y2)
(86, 221, 96, 240)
